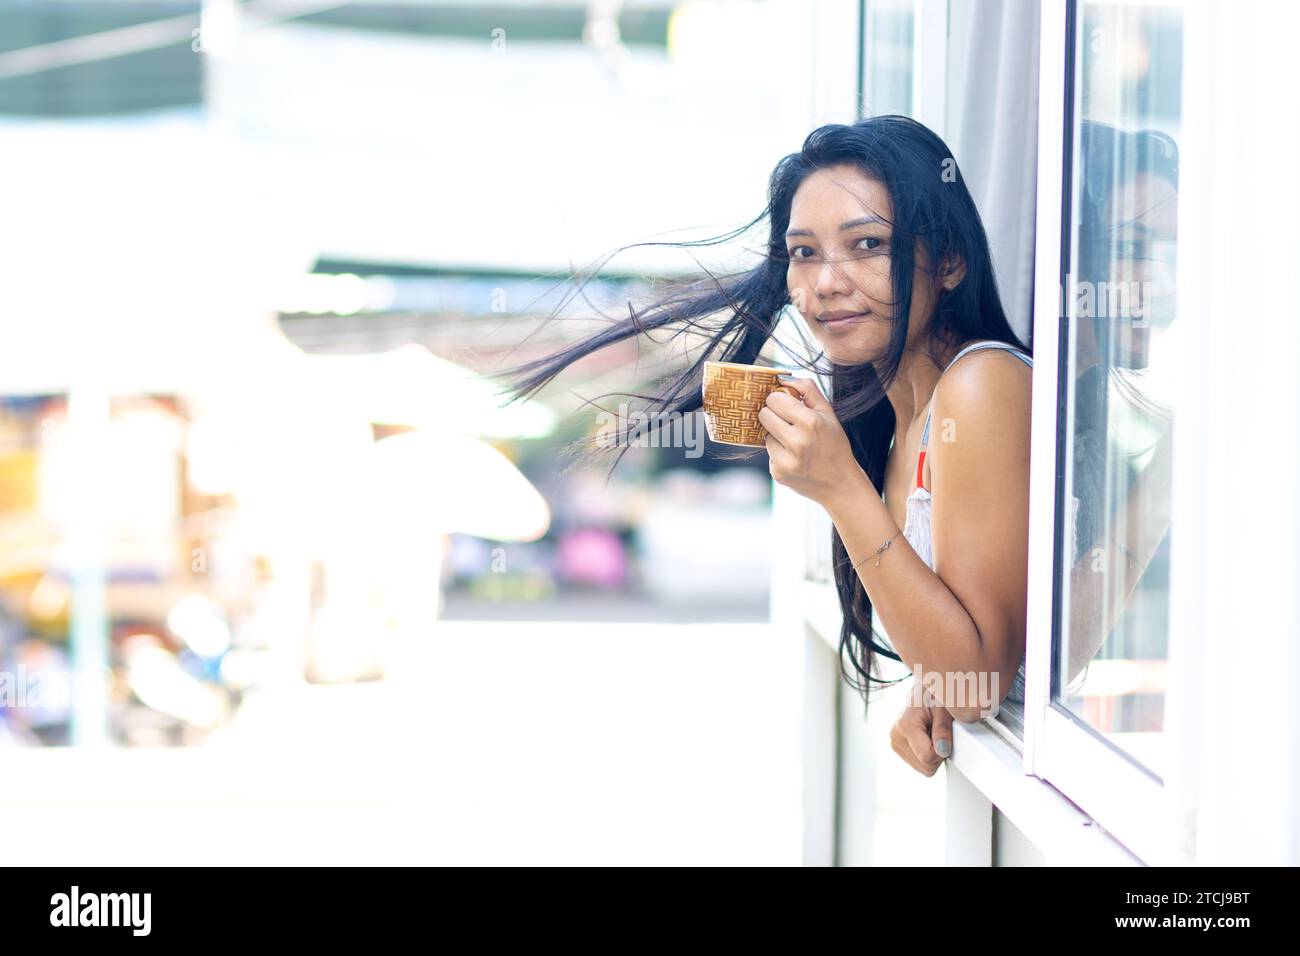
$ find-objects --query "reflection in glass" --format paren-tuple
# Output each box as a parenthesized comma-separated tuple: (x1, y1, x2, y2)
(1058, 3, 1181, 778)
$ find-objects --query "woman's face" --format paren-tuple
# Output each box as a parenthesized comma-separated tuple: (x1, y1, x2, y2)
(785, 164, 956, 367)
(1102, 171, 1178, 368)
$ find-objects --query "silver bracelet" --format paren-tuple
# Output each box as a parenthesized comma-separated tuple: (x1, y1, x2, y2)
(854, 531, 903, 571)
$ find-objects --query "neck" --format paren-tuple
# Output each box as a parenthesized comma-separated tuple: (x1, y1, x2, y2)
(885, 338, 965, 444)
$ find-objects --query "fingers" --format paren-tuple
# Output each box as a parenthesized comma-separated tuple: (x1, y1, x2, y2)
(757, 403, 799, 448)
(930, 705, 954, 760)
(771, 384, 802, 402)
(890, 731, 934, 776)
(904, 711, 945, 774)
(776, 375, 834, 413)
(890, 705, 947, 777)
(761, 384, 815, 425)
(891, 726, 940, 776)
(759, 379, 824, 453)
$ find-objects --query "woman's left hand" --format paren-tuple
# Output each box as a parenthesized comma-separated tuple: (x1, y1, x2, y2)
(759, 376, 864, 509)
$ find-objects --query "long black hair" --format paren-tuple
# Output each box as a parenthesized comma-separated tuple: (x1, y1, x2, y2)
(494, 114, 1028, 715)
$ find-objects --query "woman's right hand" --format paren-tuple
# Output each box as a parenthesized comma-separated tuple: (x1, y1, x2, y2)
(889, 692, 954, 777)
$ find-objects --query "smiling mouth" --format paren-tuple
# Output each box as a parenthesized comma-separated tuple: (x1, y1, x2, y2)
(817, 312, 870, 330)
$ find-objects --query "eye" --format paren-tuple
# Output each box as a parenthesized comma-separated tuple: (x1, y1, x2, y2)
(788, 237, 886, 260)
(1113, 238, 1148, 260)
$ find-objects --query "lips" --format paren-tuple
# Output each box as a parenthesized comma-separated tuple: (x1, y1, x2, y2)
(817, 311, 869, 330)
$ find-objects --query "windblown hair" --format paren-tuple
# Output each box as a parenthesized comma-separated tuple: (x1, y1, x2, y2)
(494, 114, 1026, 715)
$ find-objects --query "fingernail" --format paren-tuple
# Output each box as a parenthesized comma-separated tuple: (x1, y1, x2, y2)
(935, 740, 951, 758)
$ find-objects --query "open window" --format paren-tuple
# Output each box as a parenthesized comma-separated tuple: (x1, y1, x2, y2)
(1024, 0, 1182, 864)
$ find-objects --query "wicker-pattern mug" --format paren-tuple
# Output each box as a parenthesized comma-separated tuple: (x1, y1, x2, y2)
(701, 361, 801, 447)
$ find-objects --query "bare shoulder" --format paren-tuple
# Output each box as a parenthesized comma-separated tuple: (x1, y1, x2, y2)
(928, 347, 1033, 476)
(932, 347, 1032, 424)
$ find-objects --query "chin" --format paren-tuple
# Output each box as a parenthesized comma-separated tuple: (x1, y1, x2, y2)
(816, 330, 889, 367)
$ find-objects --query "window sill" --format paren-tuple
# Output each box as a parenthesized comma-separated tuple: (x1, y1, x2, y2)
(948, 719, 1143, 865)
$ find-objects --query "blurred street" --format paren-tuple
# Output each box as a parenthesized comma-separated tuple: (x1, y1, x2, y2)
(6, 618, 801, 865)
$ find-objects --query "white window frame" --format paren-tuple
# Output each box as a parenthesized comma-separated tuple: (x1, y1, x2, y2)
(1020, 0, 1184, 866)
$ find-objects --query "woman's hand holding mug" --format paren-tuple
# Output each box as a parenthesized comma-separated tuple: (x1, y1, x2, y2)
(759, 375, 865, 510)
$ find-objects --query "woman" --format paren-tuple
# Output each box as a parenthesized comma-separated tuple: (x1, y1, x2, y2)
(496, 114, 1032, 743)
(892, 120, 1180, 776)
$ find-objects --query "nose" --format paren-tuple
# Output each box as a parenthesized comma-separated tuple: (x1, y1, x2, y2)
(813, 255, 852, 300)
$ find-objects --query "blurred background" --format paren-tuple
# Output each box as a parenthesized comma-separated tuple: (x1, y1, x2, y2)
(0, 0, 856, 863)
(8, 0, 1269, 869)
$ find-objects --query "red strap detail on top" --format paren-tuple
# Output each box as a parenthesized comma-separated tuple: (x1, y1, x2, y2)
(910, 340, 1027, 494)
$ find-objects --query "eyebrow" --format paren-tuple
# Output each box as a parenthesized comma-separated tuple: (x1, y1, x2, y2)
(785, 215, 888, 238)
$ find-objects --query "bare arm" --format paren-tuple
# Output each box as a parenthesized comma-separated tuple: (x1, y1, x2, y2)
(824, 468, 992, 722)
(1062, 427, 1173, 686)
(823, 354, 1033, 722)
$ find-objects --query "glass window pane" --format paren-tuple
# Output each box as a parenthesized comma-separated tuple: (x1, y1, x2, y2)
(1058, 2, 1182, 778)
(862, 0, 914, 117)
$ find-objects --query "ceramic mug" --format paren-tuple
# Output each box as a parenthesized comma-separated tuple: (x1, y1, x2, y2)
(701, 361, 801, 447)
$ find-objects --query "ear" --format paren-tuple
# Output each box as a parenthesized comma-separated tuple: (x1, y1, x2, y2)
(940, 255, 967, 291)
